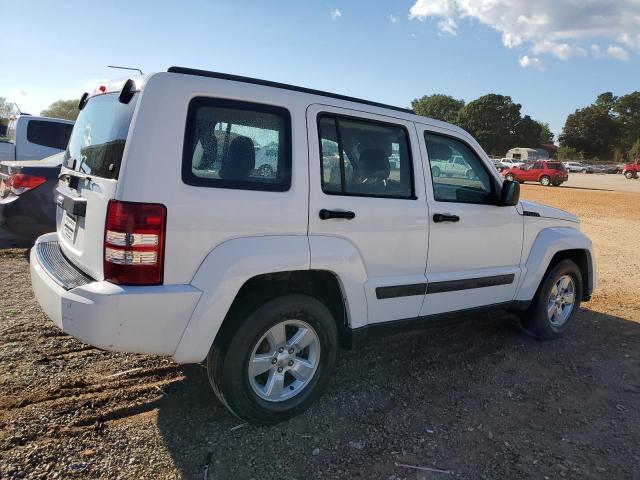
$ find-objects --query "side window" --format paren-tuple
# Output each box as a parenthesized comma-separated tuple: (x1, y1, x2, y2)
(26, 121, 73, 149)
(318, 115, 414, 199)
(182, 98, 291, 191)
(532, 162, 544, 169)
(424, 132, 495, 204)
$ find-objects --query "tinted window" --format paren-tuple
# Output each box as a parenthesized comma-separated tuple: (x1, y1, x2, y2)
(183, 98, 291, 191)
(318, 115, 413, 198)
(64, 93, 137, 179)
(549, 162, 566, 171)
(27, 120, 73, 150)
(424, 132, 495, 204)
(532, 162, 544, 169)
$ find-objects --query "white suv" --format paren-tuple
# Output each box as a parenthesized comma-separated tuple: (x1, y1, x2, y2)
(30, 68, 595, 423)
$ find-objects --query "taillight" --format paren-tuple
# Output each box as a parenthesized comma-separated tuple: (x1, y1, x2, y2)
(6, 174, 47, 195)
(104, 200, 166, 285)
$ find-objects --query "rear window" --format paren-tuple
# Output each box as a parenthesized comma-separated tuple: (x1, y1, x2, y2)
(63, 93, 137, 179)
(548, 162, 566, 171)
(182, 97, 291, 192)
(27, 120, 73, 150)
(3, 119, 17, 144)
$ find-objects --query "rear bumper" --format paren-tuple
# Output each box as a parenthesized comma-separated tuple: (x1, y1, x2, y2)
(30, 233, 202, 357)
(0, 189, 56, 242)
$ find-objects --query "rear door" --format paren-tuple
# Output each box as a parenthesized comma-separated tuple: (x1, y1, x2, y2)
(307, 104, 429, 325)
(418, 126, 523, 316)
(56, 92, 138, 280)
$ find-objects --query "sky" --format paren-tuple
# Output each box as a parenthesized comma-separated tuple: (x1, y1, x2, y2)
(2, 0, 639, 140)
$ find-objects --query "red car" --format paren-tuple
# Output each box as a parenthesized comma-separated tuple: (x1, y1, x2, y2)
(622, 163, 639, 179)
(501, 161, 569, 186)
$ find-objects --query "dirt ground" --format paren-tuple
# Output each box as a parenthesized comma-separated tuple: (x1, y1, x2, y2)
(1, 175, 639, 479)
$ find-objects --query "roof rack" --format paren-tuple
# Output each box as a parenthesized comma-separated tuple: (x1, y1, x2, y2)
(167, 67, 414, 115)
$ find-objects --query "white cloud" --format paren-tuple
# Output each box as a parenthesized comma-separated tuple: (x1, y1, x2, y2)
(519, 55, 545, 70)
(408, 0, 639, 62)
(388, 14, 398, 24)
(330, 8, 342, 20)
(607, 45, 630, 61)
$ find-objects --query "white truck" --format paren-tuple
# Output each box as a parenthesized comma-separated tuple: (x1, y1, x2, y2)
(30, 70, 595, 424)
(0, 115, 74, 161)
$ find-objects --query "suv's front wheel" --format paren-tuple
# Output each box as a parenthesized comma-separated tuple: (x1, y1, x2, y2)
(520, 259, 583, 339)
(207, 295, 338, 424)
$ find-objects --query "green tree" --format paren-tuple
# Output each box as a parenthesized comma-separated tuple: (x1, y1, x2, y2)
(612, 91, 640, 152)
(557, 146, 582, 161)
(0, 97, 16, 119)
(514, 115, 543, 147)
(537, 122, 554, 144)
(594, 92, 618, 114)
(456, 94, 521, 155)
(40, 99, 79, 121)
(559, 106, 620, 159)
(629, 139, 640, 163)
(411, 94, 465, 123)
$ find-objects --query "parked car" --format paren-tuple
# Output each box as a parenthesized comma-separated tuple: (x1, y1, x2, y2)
(623, 163, 640, 179)
(495, 158, 525, 172)
(562, 161, 590, 173)
(0, 115, 74, 161)
(0, 152, 62, 242)
(502, 161, 569, 186)
(431, 154, 476, 179)
(30, 69, 595, 424)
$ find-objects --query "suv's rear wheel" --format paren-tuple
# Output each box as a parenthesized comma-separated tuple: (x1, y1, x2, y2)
(539, 175, 551, 186)
(207, 295, 338, 424)
(505, 173, 515, 181)
(520, 259, 583, 339)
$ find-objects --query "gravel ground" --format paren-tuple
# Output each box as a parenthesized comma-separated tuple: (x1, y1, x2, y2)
(1, 175, 639, 479)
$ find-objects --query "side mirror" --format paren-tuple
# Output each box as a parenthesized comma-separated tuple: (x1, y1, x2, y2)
(500, 179, 520, 206)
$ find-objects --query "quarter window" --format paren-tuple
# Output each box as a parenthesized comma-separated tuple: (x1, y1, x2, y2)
(27, 120, 73, 150)
(183, 98, 291, 191)
(318, 115, 414, 198)
(424, 132, 495, 204)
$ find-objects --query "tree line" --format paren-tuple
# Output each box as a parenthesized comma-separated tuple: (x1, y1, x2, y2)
(411, 91, 640, 162)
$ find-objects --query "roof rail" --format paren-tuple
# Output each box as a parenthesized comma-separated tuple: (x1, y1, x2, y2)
(167, 66, 414, 115)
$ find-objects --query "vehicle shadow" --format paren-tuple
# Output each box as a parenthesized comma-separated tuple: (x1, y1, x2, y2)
(155, 307, 640, 479)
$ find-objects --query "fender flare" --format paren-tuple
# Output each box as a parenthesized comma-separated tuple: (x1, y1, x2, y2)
(515, 227, 594, 302)
(172, 235, 370, 364)
(172, 236, 311, 364)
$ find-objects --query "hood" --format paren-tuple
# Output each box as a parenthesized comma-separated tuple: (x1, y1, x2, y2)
(519, 200, 579, 223)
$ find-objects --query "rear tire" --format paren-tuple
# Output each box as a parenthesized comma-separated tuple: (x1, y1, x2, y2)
(520, 259, 583, 339)
(505, 173, 515, 181)
(431, 166, 441, 177)
(540, 175, 551, 186)
(206, 294, 338, 424)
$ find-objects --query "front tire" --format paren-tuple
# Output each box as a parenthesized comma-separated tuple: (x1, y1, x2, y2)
(207, 295, 338, 424)
(625, 171, 637, 179)
(520, 259, 583, 339)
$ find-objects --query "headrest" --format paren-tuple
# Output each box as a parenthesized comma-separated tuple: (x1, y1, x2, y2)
(428, 142, 452, 161)
(358, 149, 390, 181)
(220, 136, 255, 180)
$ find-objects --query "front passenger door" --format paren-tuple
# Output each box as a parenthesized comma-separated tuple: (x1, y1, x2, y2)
(418, 127, 523, 317)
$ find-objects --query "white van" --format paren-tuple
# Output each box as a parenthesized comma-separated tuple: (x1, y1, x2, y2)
(0, 115, 74, 161)
(30, 68, 595, 423)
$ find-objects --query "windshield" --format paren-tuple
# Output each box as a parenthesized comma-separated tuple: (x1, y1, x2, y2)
(63, 93, 137, 179)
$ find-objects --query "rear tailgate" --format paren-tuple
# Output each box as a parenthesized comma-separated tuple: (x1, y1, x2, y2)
(56, 90, 138, 280)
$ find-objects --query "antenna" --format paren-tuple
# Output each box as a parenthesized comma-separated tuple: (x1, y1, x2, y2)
(13, 103, 23, 115)
(108, 65, 144, 75)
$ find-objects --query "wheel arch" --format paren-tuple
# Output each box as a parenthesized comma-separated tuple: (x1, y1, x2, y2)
(516, 227, 595, 304)
(172, 235, 364, 364)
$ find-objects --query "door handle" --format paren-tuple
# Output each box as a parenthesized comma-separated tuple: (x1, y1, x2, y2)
(319, 209, 356, 220)
(433, 213, 460, 223)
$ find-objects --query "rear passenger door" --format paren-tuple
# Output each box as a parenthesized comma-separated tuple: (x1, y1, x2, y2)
(306, 105, 429, 326)
(418, 126, 523, 316)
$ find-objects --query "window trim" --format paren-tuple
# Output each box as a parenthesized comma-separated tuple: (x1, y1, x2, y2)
(316, 112, 417, 200)
(181, 97, 292, 192)
(423, 130, 501, 206)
